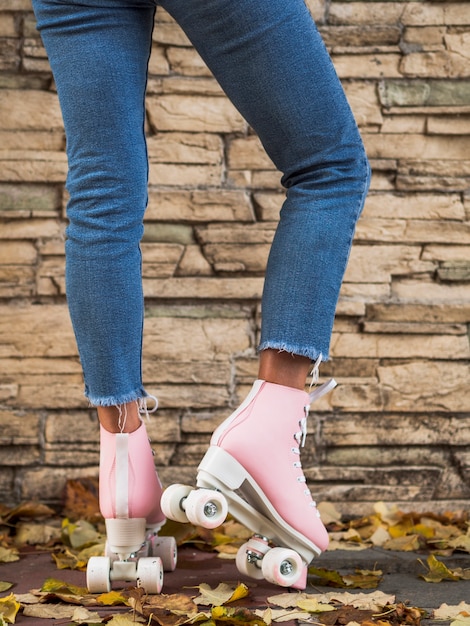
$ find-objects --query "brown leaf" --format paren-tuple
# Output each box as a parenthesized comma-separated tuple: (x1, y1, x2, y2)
(319, 605, 375, 625)
(63, 478, 102, 523)
(1, 502, 55, 524)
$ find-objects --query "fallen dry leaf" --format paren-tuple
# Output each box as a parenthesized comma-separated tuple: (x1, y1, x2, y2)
(145, 592, 198, 614)
(419, 555, 468, 583)
(14, 522, 61, 547)
(40, 576, 89, 596)
(318, 604, 376, 625)
(106, 615, 146, 625)
(0, 548, 19, 564)
(0, 593, 21, 624)
(194, 582, 249, 606)
(255, 608, 308, 623)
(0, 502, 55, 524)
(434, 602, 470, 620)
(296, 597, 335, 613)
(383, 534, 423, 552)
(211, 604, 268, 625)
(61, 518, 105, 550)
(70, 605, 103, 623)
(308, 565, 382, 589)
(63, 478, 101, 523)
(22, 603, 78, 620)
(96, 590, 128, 606)
(267, 590, 396, 612)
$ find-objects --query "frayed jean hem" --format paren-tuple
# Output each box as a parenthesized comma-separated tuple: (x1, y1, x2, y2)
(258, 341, 327, 362)
(85, 386, 148, 408)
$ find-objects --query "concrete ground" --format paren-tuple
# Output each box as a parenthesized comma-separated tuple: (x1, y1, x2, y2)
(2, 545, 469, 625)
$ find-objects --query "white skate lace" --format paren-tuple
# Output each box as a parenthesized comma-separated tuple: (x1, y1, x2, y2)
(292, 358, 337, 508)
(138, 395, 159, 456)
(139, 394, 159, 419)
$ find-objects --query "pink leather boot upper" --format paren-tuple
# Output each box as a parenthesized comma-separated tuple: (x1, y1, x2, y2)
(99, 421, 165, 526)
(211, 380, 329, 552)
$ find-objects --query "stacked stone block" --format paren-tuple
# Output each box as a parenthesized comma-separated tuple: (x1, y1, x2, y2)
(0, 0, 469, 514)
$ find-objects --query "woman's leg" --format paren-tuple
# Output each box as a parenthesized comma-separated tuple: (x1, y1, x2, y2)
(159, 0, 370, 574)
(33, 0, 156, 418)
(31, 1, 167, 580)
(161, 0, 371, 372)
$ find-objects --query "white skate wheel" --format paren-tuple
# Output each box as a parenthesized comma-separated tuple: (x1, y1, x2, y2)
(184, 489, 228, 529)
(235, 541, 265, 580)
(261, 547, 303, 587)
(136, 557, 163, 594)
(160, 484, 192, 523)
(150, 535, 177, 571)
(87, 556, 111, 593)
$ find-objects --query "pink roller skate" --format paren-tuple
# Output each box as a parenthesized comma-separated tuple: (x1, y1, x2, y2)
(87, 401, 177, 593)
(161, 368, 335, 589)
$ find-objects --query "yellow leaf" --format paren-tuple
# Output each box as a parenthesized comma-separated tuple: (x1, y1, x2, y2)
(388, 519, 415, 539)
(0, 593, 21, 624)
(0, 584, 12, 593)
(411, 523, 435, 539)
(194, 583, 249, 606)
(0, 548, 19, 564)
(40, 577, 89, 596)
(342, 569, 382, 590)
(419, 555, 460, 582)
(308, 566, 381, 589)
(96, 590, 128, 606)
(296, 598, 335, 613)
(211, 605, 267, 625)
(106, 615, 146, 625)
(52, 547, 81, 570)
(308, 566, 347, 587)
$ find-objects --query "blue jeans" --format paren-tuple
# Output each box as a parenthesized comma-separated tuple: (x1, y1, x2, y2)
(32, 0, 370, 406)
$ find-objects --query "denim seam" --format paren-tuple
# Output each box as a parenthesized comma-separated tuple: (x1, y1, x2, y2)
(257, 341, 326, 362)
(85, 387, 147, 408)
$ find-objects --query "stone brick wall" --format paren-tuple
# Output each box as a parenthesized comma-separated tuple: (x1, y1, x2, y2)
(0, 0, 469, 514)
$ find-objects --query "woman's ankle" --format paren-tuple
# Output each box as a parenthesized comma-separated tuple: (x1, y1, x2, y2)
(258, 349, 312, 390)
(97, 402, 142, 433)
